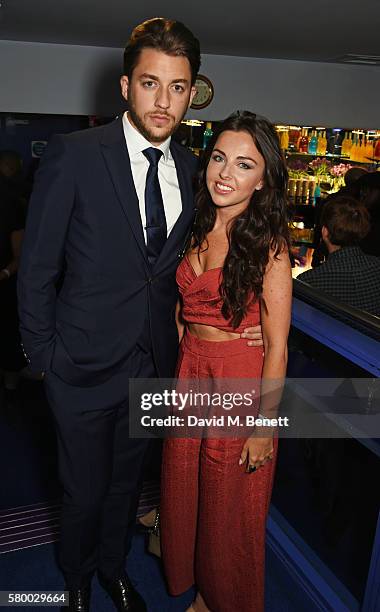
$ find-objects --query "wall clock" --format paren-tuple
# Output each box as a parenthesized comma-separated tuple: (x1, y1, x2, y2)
(191, 75, 214, 110)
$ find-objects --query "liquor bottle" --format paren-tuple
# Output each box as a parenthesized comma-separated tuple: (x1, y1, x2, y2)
(296, 130, 302, 151)
(317, 131, 322, 155)
(343, 132, 348, 156)
(350, 135, 358, 162)
(299, 129, 309, 153)
(289, 128, 301, 152)
(341, 131, 349, 156)
(309, 179, 317, 205)
(295, 178, 303, 203)
(308, 130, 318, 155)
(202, 122, 213, 149)
(317, 131, 327, 156)
(302, 179, 310, 204)
(345, 132, 353, 158)
(365, 138, 374, 162)
(359, 134, 367, 163)
(314, 183, 321, 205)
(374, 138, 380, 159)
(357, 136, 364, 163)
(288, 179, 296, 204)
(280, 130, 289, 150)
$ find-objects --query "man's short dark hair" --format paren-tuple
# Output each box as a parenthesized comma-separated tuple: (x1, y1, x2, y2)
(123, 18, 201, 85)
(344, 166, 368, 187)
(321, 195, 370, 246)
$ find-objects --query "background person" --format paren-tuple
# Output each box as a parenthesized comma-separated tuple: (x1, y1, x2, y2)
(343, 166, 368, 188)
(0, 151, 26, 399)
(297, 195, 380, 315)
(347, 171, 380, 257)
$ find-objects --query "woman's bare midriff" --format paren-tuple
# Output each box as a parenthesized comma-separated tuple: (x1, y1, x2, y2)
(188, 323, 240, 342)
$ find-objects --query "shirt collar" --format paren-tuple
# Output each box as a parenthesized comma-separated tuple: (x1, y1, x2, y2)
(122, 111, 171, 161)
(329, 245, 362, 258)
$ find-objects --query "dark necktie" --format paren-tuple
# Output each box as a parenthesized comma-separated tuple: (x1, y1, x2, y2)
(143, 147, 167, 266)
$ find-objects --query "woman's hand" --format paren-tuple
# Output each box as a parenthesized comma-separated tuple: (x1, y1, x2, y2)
(239, 436, 273, 472)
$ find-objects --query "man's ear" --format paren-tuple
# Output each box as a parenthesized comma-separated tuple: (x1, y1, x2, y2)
(120, 76, 129, 102)
(321, 225, 329, 241)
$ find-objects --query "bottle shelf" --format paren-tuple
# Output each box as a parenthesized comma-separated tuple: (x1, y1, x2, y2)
(285, 151, 375, 164)
(291, 204, 319, 210)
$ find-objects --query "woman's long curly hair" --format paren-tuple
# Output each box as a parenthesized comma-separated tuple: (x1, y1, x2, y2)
(192, 110, 290, 328)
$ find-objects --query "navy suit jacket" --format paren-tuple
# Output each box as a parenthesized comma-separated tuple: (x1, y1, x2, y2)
(18, 117, 197, 386)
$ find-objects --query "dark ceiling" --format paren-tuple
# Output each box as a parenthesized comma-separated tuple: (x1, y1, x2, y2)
(1, 0, 379, 64)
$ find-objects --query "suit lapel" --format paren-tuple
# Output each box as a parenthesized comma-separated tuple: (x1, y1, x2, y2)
(100, 118, 148, 264)
(100, 119, 196, 271)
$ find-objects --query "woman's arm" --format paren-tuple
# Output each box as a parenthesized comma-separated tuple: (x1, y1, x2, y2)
(240, 248, 292, 470)
(175, 298, 185, 344)
(261, 247, 292, 380)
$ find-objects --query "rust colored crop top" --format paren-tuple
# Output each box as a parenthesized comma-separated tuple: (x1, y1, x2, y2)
(176, 255, 260, 334)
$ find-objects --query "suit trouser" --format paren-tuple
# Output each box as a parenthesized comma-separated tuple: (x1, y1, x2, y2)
(44, 346, 156, 588)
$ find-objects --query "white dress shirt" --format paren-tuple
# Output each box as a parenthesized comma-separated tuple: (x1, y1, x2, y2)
(122, 112, 182, 242)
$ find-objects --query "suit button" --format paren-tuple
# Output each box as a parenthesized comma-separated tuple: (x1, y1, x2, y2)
(147, 277, 154, 284)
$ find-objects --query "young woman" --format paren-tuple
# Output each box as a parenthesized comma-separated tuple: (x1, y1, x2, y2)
(161, 111, 292, 612)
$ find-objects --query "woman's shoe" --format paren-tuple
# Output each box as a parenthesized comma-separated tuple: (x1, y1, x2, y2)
(186, 592, 211, 612)
(138, 507, 161, 557)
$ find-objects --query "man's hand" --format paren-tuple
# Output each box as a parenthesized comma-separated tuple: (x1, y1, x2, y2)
(241, 325, 263, 347)
(0, 269, 10, 281)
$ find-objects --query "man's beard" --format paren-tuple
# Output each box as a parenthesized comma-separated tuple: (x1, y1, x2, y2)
(128, 95, 182, 143)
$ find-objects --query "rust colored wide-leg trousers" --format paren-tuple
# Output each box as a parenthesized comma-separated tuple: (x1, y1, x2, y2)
(161, 332, 277, 612)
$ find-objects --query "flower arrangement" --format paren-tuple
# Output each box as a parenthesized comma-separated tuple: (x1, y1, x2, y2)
(287, 158, 309, 179)
(287, 156, 354, 193)
(327, 162, 353, 191)
(308, 157, 332, 176)
(330, 162, 353, 177)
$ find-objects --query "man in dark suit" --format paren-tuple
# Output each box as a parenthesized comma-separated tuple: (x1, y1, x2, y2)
(18, 17, 262, 612)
